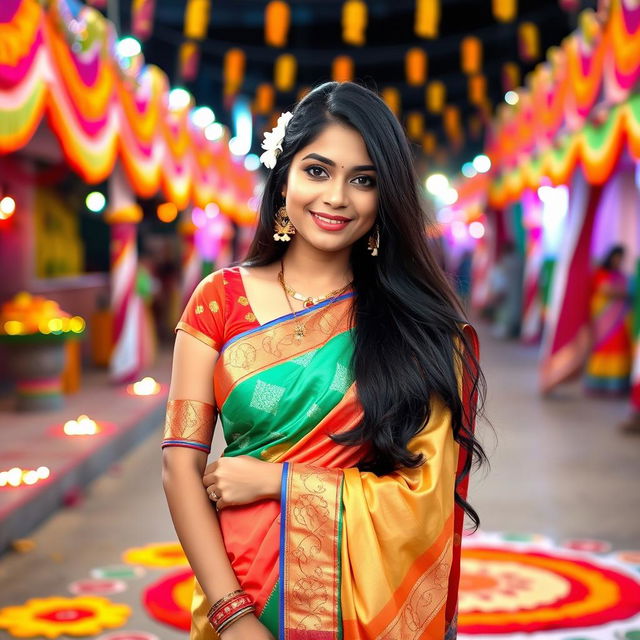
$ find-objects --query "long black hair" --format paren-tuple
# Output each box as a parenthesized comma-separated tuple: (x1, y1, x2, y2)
(239, 81, 488, 530)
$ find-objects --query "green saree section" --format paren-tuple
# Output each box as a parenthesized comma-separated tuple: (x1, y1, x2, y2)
(219, 330, 355, 460)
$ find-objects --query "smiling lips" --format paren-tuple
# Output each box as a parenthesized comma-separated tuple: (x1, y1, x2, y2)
(309, 210, 353, 230)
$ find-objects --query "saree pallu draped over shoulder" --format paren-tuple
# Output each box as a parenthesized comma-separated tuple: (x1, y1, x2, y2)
(189, 290, 479, 640)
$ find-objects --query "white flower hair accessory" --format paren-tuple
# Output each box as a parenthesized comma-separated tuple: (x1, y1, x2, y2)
(259, 111, 294, 169)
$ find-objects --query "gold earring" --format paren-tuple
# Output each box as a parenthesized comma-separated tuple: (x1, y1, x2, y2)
(367, 223, 379, 256)
(273, 206, 296, 242)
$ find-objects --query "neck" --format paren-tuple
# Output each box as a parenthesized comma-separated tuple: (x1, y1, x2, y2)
(280, 236, 353, 294)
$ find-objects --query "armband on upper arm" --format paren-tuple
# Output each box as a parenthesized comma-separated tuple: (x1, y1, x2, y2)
(161, 399, 218, 454)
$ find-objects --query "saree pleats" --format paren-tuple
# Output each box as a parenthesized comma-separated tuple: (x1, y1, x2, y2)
(189, 290, 479, 640)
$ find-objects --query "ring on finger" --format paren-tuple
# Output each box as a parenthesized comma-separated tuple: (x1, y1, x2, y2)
(209, 489, 220, 501)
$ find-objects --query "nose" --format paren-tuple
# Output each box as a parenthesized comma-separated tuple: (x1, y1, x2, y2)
(323, 180, 348, 208)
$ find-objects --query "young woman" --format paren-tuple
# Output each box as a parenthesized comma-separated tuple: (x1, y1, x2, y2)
(585, 245, 632, 395)
(162, 81, 487, 640)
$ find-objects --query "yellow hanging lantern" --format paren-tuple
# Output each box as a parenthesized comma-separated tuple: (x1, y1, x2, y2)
(342, 0, 368, 46)
(179, 41, 200, 82)
(224, 48, 246, 96)
(381, 87, 401, 117)
(492, 0, 517, 22)
(274, 54, 297, 92)
(502, 61, 520, 92)
(415, 0, 439, 38)
(426, 80, 446, 113)
(184, 0, 210, 40)
(405, 48, 428, 86)
(422, 131, 436, 154)
(468, 74, 486, 106)
(265, 1, 290, 47)
(518, 22, 540, 61)
(406, 112, 424, 141)
(255, 84, 275, 115)
(332, 56, 354, 82)
(443, 105, 462, 141)
(461, 36, 482, 75)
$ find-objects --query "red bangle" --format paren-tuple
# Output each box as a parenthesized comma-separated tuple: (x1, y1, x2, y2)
(208, 593, 255, 631)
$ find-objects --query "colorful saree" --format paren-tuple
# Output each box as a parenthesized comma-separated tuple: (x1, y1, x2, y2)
(174, 265, 479, 640)
(585, 267, 632, 394)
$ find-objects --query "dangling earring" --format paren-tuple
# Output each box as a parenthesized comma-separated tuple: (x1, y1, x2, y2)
(367, 223, 379, 256)
(273, 206, 296, 242)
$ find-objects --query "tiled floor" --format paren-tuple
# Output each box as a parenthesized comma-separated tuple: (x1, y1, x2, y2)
(0, 320, 638, 638)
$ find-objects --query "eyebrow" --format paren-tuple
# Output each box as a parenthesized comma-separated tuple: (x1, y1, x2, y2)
(301, 153, 376, 172)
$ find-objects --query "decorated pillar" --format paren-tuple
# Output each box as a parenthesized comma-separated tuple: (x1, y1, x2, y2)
(178, 210, 202, 307)
(105, 164, 143, 384)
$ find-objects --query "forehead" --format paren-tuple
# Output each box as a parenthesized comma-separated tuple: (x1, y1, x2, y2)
(294, 123, 373, 167)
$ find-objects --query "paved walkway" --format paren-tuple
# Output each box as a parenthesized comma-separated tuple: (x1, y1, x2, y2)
(0, 320, 638, 638)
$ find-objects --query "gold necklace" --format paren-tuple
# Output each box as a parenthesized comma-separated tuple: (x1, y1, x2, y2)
(278, 257, 353, 341)
(278, 270, 353, 307)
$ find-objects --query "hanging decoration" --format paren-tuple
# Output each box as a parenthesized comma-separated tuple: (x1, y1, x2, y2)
(426, 80, 446, 113)
(518, 22, 540, 62)
(0, 0, 258, 219)
(184, 0, 210, 40)
(224, 48, 246, 96)
(443, 105, 463, 149)
(468, 74, 487, 106)
(422, 131, 436, 155)
(502, 61, 520, 92)
(179, 41, 200, 82)
(131, 0, 156, 41)
(254, 83, 275, 115)
(274, 54, 296, 91)
(492, 0, 517, 22)
(180, 0, 210, 82)
(406, 112, 424, 141)
(332, 55, 354, 82)
(381, 87, 401, 116)
(415, 0, 440, 38)
(405, 47, 428, 86)
(460, 0, 640, 211)
(461, 36, 483, 75)
(342, 0, 367, 46)
(265, 1, 290, 47)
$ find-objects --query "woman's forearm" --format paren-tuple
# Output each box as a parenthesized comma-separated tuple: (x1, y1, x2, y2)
(162, 458, 241, 603)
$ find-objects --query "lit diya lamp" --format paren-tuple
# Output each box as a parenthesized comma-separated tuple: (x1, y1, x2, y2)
(127, 376, 161, 396)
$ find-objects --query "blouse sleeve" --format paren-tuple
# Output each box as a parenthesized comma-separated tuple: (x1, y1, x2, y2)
(174, 269, 226, 352)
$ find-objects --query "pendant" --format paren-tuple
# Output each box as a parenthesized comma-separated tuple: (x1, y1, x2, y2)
(294, 323, 306, 340)
(303, 298, 315, 308)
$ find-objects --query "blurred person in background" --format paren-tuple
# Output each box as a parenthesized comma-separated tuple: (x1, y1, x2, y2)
(584, 244, 633, 396)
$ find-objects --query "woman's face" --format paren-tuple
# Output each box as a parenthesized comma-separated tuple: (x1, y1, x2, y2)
(281, 122, 379, 254)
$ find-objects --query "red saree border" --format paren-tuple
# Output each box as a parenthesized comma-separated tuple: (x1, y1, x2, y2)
(281, 462, 343, 640)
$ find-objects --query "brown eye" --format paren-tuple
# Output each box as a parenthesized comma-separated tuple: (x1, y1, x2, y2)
(353, 175, 376, 187)
(304, 165, 328, 178)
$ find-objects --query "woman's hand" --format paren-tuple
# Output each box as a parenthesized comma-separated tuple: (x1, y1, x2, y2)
(218, 612, 275, 639)
(203, 455, 283, 510)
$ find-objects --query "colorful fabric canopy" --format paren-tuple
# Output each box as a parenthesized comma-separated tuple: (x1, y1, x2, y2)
(0, 0, 257, 223)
